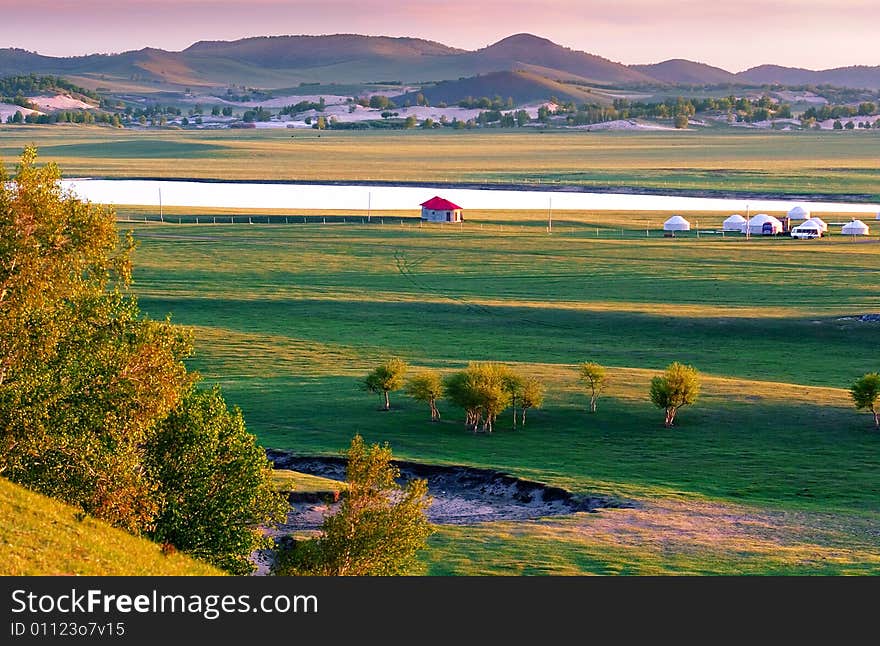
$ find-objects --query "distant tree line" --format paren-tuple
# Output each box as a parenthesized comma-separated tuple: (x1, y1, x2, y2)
(0, 74, 100, 101)
(280, 98, 326, 115)
(457, 95, 516, 110)
(223, 87, 274, 103)
(801, 102, 878, 121)
(542, 95, 793, 127)
(6, 110, 122, 127)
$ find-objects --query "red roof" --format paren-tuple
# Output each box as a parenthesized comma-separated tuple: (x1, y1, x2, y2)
(420, 196, 462, 211)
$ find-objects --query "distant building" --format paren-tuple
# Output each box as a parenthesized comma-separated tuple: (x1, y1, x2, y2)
(841, 219, 870, 236)
(787, 206, 811, 220)
(663, 215, 691, 231)
(723, 214, 746, 232)
(420, 196, 463, 223)
(744, 213, 783, 235)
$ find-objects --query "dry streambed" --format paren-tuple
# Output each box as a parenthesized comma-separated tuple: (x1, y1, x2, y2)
(265, 449, 636, 531)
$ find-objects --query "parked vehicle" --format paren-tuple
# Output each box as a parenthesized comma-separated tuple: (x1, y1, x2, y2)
(791, 226, 822, 239)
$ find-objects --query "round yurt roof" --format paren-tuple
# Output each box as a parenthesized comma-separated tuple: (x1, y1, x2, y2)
(842, 219, 870, 235)
(723, 214, 746, 231)
(804, 217, 828, 231)
(788, 206, 810, 219)
(663, 215, 691, 231)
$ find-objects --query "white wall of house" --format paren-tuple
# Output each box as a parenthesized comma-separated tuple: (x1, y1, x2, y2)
(421, 208, 462, 222)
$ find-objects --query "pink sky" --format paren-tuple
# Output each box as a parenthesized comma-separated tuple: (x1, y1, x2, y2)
(1, 0, 875, 72)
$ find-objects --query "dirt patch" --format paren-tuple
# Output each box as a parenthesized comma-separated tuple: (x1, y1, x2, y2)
(253, 450, 635, 574)
(266, 449, 635, 531)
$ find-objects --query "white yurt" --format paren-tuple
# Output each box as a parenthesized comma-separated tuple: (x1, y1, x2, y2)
(663, 215, 691, 231)
(876, 212, 880, 220)
(803, 216, 828, 233)
(723, 214, 746, 231)
(841, 220, 870, 236)
(744, 213, 783, 235)
(787, 206, 811, 220)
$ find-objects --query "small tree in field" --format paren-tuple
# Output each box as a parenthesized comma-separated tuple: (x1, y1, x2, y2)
(443, 363, 511, 432)
(443, 369, 482, 430)
(649, 362, 700, 428)
(362, 357, 408, 410)
(272, 435, 433, 576)
(578, 362, 607, 413)
(405, 370, 443, 421)
(850, 372, 880, 429)
(471, 363, 511, 433)
(519, 377, 545, 426)
(501, 368, 524, 429)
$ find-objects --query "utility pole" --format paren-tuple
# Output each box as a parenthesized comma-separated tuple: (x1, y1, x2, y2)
(745, 203, 750, 240)
(367, 191, 371, 223)
(159, 187, 163, 222)
(548, 197, 552, 234)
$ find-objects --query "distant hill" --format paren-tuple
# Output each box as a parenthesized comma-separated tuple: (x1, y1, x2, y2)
(631, 59, 739, 85)
(736, 65, 880, 90)
(0, 33, 656, 89)
(400, 70, 615, 106)
(0, 477, 223, 576)
(464, 34, 656, 85)
(0, 48, 61, 76)
(184, 34, 463, 66)
(2, 34, 879, 93)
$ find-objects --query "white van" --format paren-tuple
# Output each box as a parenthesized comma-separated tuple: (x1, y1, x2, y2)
(791, 226, 821, 239)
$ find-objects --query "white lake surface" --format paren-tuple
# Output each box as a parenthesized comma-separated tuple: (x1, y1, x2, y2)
(61, 179, 880, 215)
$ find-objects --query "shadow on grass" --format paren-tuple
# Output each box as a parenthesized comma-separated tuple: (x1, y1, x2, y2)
(140, 295, 880, 386)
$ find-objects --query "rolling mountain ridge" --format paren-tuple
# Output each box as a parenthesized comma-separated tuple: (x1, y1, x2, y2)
(2, 33, 879, 91)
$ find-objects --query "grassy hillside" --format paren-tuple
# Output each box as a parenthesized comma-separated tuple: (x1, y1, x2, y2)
(402, 70, 615, 106)
(737, 65, 880, 90)
(630, 59, 739, 85)
(0, 478, 224, 575)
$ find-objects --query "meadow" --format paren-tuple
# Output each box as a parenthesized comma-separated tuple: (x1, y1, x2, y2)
(2, 125, 880, 199)
(125, 210, 880, 575)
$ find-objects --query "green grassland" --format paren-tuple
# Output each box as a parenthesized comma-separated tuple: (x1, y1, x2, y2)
(3, 126, 880, 199)
(270, 469, 346, 494)
(123, 211, 880, 574)
(0, 478, 224, 576)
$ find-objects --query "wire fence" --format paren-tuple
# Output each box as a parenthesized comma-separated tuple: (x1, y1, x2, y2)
(115, 214, 875, 241)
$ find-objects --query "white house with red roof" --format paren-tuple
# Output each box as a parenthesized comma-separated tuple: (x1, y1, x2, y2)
(420, 196, 463, 223)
